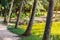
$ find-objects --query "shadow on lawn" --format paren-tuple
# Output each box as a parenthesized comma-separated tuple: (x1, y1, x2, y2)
(20, 35, 42, 40)
(7, 25, 25, 35)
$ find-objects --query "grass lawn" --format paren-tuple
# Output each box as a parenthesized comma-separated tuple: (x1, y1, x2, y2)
(20, 22, 60, 35)
(8, 22, 60, 40)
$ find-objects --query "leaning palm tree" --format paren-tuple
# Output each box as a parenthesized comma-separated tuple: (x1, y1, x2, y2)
(7, 0, 14, 25)
(4, 9, 7, 24)
(22, 0, 37, 36)
(15, 0, 24, 29)
(2, 0, 8, 24)
(42, 0, 54, 40)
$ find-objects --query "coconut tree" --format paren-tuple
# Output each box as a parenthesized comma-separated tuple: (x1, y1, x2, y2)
(1, 0, 8, 24)
(7, 0, 14, 25)
(42, 0, 54, 40)
(22, 0, 37, 36)
(15, 0, 24, 29)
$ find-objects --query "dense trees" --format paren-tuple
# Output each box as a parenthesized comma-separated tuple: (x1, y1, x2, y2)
(42, 0, 54, 40)
(0, 0, 59, 40)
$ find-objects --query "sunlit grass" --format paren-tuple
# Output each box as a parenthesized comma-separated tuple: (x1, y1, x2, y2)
(20, 22, 60, 35)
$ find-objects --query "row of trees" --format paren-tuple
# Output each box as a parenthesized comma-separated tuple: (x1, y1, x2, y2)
(0, 0, 55, 40)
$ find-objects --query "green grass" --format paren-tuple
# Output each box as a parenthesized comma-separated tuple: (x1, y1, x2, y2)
(21, 35, 42, 40)
(20, 22, 60, 35)
(21, 35, 60, 40)
(8, 22, 60, 40)
(8, 25, 25, 35)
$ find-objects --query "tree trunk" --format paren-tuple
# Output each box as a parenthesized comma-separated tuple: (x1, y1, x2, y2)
(15, 0, 24, 29)
(3, 9, 7, 24)
(42, 0, 54, 40)
(7, 0, 14, 25)
(22, 0, 37, 36)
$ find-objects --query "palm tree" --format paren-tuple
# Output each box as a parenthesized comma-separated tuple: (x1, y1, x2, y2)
(15, 0, 24, 29)
(22, 0, 37, 36)
(7, 0, 14, 25)
(4, 9, 7, 24)
(42, 0, 54, 40)
(2, 0, 8, 24)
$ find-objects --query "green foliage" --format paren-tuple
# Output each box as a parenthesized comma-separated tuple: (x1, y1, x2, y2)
(0, 4, 1, 10)
(11, 13, 16, 18)
(20, 13, 26, 19)
(1, 0, 9, 9)
(41, 0, 49, 11)
(20, 12, 30, 21)
(1, 0, 60, 18)
(35, 12, 44, 17)
(0, 0, 49, 18)
(23, 0, 46, 14)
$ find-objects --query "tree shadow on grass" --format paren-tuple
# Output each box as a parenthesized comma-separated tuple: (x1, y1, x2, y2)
(7, 25, 25, 35)
(20, 35, 42, 40)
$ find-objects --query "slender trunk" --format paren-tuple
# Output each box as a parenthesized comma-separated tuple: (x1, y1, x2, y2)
(42, 0, 54, 40)
(4, 9, 7, 24)
(7, 0, 14, 24)
(22, 0, 37, 36)
(2, 10, 4, 17)
(55, 0, 59, 20)
(15, 0, 24, 29)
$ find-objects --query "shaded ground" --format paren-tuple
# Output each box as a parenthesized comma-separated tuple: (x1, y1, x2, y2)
(0, 18, 20, 40)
